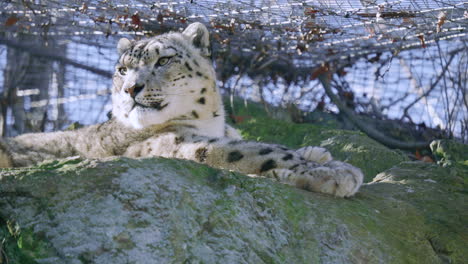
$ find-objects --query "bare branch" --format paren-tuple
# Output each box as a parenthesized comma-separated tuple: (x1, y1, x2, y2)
(318, 71, 431, 150)
(400, 55, 452, 118)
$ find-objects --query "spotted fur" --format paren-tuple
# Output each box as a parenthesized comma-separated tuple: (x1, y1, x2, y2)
(0, 23, 363, 197)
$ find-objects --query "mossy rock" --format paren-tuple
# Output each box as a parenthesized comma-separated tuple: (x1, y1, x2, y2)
(224, 98, 339, 148)
(1, 157, 467, 263)
(368, 161, 468, 263)
(311, 130, 409, 182)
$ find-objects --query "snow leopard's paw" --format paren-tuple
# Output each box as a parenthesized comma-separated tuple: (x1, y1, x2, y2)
(296, 146, 333, 164)
(266, 160, 363, 198)
(306, 160, 363, 198)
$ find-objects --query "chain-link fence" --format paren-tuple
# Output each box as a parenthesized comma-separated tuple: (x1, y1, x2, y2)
(0, 0, 466, 143)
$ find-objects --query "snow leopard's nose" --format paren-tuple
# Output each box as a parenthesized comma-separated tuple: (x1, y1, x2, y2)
(125, 84, 145, 98)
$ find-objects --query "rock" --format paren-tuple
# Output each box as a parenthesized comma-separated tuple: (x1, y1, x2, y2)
(313, 130, 409, 182)
(369, 161, 467, 263)
(1, 157, 466, 263)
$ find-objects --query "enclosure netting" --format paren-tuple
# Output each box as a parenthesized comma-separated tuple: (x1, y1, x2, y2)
(0, 0, 467, 143)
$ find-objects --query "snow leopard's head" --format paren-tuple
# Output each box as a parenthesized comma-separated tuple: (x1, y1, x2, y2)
(112, 22, 222, 129)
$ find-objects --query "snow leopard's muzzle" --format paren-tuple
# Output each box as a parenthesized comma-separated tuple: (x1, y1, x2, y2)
(125, 84, 169, 111)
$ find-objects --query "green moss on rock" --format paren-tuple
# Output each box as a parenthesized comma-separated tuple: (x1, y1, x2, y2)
(225, 98, 336, 148)
(368, 161, 468, 263)
(1, 156, 466, 263)
(313, 130, 409, 182)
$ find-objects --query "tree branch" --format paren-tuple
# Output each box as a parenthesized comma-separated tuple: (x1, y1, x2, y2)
(318, 71, 431, 150)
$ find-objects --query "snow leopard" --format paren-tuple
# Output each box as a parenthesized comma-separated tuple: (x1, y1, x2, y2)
(0, 22, 363, 197)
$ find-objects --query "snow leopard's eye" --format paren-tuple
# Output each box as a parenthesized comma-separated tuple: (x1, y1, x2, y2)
(155, 57, 171, 67)
(118, 67, 127, 76)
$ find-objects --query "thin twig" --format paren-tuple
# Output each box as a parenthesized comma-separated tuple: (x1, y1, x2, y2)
(400, 53, 455, 123)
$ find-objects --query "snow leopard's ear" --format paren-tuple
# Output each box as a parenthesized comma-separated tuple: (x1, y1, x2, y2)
(117, 38, 132, 56)
(182, 22, 211, 57)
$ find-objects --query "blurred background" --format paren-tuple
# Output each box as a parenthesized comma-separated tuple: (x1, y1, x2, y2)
(0, 0, 466, 145)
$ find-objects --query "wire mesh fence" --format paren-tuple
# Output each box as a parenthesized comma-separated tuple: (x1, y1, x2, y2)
(0, 0, 466, 143)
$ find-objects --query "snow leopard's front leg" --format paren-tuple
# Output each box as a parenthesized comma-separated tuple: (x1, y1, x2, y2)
(0, 120, 144, 167)
(125, 133, 363, 197)
(0, 142, 13, 168)
(0, 131, 79, 167)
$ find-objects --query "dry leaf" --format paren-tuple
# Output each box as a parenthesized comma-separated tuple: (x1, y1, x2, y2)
(131, 13, 141, 28)
(437, 11, 446, 33)
(5, 16, 19, 27)
(304, 7, 318, 18)
(230, 115, 251, 124)
(157, 13, 163, 23)
(417, 34, 426, 48)
(310, 64, 330, 80)
(421, 156, 434, 163)
(415, 149, 422, 160)
(79, 3, 88, 13)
